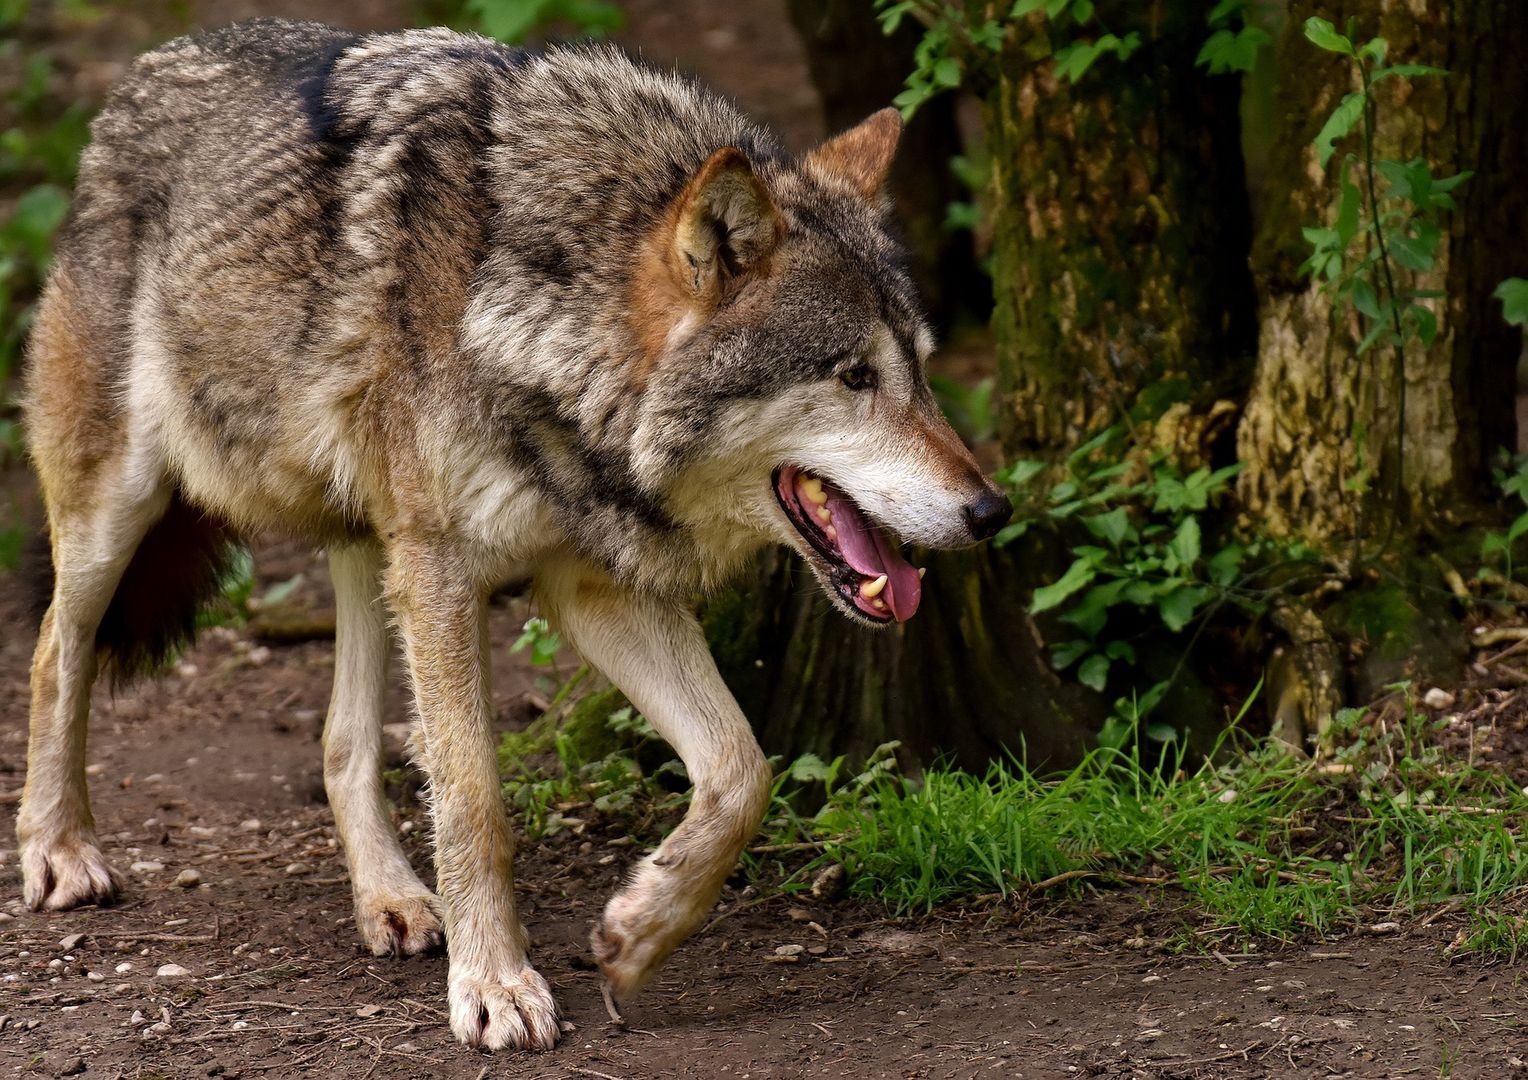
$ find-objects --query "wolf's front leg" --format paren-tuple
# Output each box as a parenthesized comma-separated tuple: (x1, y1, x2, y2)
(385, 542, 558, 1051)
(539, 564, 773, 1001)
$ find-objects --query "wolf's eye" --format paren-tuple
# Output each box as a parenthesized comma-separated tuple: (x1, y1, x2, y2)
(839, 364, 877, 391)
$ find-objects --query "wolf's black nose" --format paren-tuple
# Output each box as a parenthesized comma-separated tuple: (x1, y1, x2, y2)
(963, 490, 1013, 541)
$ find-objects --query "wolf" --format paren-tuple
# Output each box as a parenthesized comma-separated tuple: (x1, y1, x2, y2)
(16, 19, 1012, 1051)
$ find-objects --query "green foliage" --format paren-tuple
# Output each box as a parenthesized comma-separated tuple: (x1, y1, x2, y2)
(511, 615, 563, 668)
(1299, 20, 1458, 359)
(461, 0, 621, 42)
(1195, 0, 1268, 76)
(992, 426, 1254, 706)
(928, 374, 994, 443)
(757, 700, 1528, 956)
(1480, 452, 1528, 583)
(1494, 277, 1528, 327)
(873, 0, 1137, 117)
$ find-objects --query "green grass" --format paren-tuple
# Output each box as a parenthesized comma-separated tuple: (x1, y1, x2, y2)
(760, 691, 1528, 954)
(500, 679, 1528, 956)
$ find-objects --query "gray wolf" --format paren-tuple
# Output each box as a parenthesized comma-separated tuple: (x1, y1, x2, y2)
(16, 19, 1011, 1051)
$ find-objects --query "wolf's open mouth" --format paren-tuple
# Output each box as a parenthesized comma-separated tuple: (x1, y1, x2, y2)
(773, 465, 923, 623)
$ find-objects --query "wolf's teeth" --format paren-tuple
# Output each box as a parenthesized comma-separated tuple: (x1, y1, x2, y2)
(871, 598, 888, 612)
(800, 476, 828, 506)
(824, 525, 838, 542)
(918, 567, 926, 579)
(816, 506, 833, 526)
(860, 574, 888, 599)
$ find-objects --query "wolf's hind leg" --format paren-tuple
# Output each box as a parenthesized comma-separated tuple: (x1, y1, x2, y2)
(18, 469, 170, 911)
(323, 542, 444, 957)
(537, 565, 773, 1001)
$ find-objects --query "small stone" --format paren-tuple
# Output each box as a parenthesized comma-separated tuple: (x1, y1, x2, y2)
(130, 1010, 146, 1026)
(1423, 687, 1455, 710)
(115, 962, 133, 973)
(355, 1003, 382, 1018)
(774, 944, 805, 957)
(86, 971, 105, 983)
(1218, 788, 1238, 804)
(807, 945, 828, 956)
(58, 933, 85, 952)
(48, 960, 63, 970)
(1142, 974, 1163, 984)
(284, 862, 311, 877)
(111, 984, 131, 993)
(58, 1057, 86, 1076)
(130, 861, 165, 874)
(239, 818, 262, 833)
(809, 862, 847, 901)
(156, 964, 190, 978)
(174, 869, 203, 888)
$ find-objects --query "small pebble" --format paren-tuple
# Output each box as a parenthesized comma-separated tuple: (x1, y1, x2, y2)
(1142, 974, 1163, 984)
(774, 944, 805, 957)
(58, 933, 85, 952)
(355, 1004, 383, 1018)
(174, 869, 203, 888)
(239, 819, 262, 833)
(1423, 687, 1455, 710)
(131, 861, 165, 874)
(130, 1010, 145, 1026)
(284, 862, 312, 877)
(86, 971, 105, 983)
(156, 964, 190, 978)
(115, 962, 133, 973)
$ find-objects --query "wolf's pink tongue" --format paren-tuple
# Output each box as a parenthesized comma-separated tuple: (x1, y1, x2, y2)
(822, 488, 922, 622)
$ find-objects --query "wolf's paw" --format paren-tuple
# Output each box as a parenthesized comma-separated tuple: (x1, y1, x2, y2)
(591, 886, 700, 1002)
(447, 964, 560, 1051)
(355, 890, 444, 957)
(21, 835, 121, 911)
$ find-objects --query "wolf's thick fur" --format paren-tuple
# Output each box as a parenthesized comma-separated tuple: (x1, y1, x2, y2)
(18, 20, 1008, 1051)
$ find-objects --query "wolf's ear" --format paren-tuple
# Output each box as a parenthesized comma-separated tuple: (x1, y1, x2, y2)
(803, 107, 902, 199)
(672, 147, 781, 300)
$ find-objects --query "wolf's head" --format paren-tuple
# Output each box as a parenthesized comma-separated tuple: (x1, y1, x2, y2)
(628, 109, 1010, 626)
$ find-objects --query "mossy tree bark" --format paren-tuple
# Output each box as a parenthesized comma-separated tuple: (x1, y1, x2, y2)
(988, 1, 1257, 454)
(712, 3, 1258, 771)
(1236, 0, 1528, 545)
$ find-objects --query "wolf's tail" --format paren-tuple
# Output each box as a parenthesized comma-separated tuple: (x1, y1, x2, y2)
(28, 492, 242, 686)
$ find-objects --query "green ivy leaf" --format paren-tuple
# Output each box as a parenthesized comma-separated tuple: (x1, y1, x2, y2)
(1336, 164, 1360, 247)
(1314, 92, 1365, 168)
(1351, 278, 1380, 319)
(1030, 557, 1097, 614)
(1078, 654, 1111, 692)
(1371, 63, 1448, 82)
(1494, 278, 1528, 327)
(1082, 506, 1133, 547)
(1050, 639, 1092, 670)
(1158, 585, 1209, 632)
(1303, 17, 1354, 56)
(1166, 516, 1201, 570)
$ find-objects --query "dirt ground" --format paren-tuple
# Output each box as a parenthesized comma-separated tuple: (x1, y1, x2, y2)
(6, 1, 1528, 1077)
(4, 540, 1528, 1080)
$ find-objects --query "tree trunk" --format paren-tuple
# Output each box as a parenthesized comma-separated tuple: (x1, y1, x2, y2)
(705, 538, 1098, 773)
(987, 1, 1257, 455)
(1237, 0, 1528, 545)
(714, 3, 1258, 771)
(785, 0, 988, 329)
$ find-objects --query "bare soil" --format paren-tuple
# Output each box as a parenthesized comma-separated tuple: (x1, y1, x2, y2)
(6, 2, 1528, 1077)
(0, 527, 1526, 1080)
